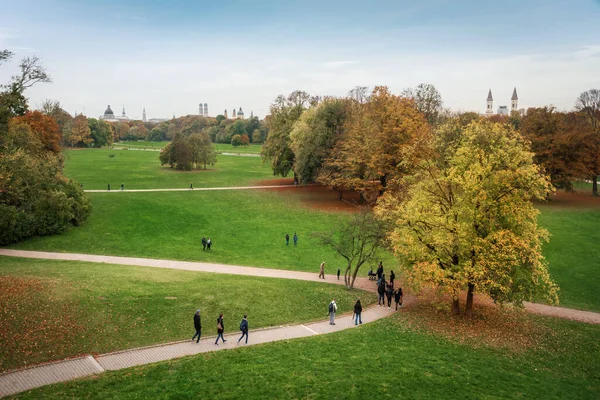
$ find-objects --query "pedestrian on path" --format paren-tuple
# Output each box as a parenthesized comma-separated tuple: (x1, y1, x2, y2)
(386, 282, 393, 308)
(207, 238, 212, 250)
(377, 280, 385, 306)
(285, 233, 290, 246)
(319, 262, 325, 279)
(328, 299, 337, 325)
(238, 315, 249, 344)
(293, 233, 298, 246)
(353, 299, 363, 325)
(395, 287, 403, 310)
(107, 183, 111, 191)
(201, 237, 207, 251)
(190, 183, 193, 190)
(120, 183, 125, 191)
(377, 262, 383, 281)
(337, 268, 340, 280)
(192, 309, 202, 343)
(215, 314, 226, 345)
(390, 270, 395, 287)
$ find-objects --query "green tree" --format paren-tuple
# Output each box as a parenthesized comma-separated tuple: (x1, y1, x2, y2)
(402, 83, 443, 126)
(376, 119, 558, 315)
(231, 134, 243, 147)
(188, 131, 216, 169)
(63, 114, 92, 147)
(574, 89, 600, 196)
(88, 118, 113, 147)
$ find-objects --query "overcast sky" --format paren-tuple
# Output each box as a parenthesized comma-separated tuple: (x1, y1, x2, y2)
(0, 0, 599, 119)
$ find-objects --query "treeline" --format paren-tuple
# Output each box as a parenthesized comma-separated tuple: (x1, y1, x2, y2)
(262, 86, 600, 197)
(0, 50, 91, 245)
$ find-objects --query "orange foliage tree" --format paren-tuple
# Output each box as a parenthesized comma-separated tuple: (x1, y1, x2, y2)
(12, 110, 61, 153)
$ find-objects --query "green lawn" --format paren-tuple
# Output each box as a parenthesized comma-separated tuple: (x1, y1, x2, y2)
(538, 204, 600, 312)
(112, 140, 169, 149)
(63, 148, 273, 190)
(10, 190, 396, 273)
(215, 143, 261, 154)
(0, 257, 371, 372)
(13, 315, 599, 399)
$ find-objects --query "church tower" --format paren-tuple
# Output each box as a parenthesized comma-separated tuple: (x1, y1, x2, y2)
(142, 107, 146, 122)
(203, 103, 208, 116)
(122, 105, 126, 117)
(199, 103, 203, 116)
(511, 87, 518, 112)
(486, 89, 493, 115)
(224, 109, 228, 119)
(233, 109, 237, 119)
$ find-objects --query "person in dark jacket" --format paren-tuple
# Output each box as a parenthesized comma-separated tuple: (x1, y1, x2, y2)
(395, 287, 403, 309)
(238, 315, 249, 344)
(285, 233, 290, 246)
(377, 281, 385, 306)
(376, 262, 383, 280)
(201, 237, 207, 251)
(385, 283, 394, 308)
(353, 299, 363, 325)
(192, 309, 202, 343)
(389, 270, 395, 288)
(215, 313, 226, 345)
(207, 238, 212, 250)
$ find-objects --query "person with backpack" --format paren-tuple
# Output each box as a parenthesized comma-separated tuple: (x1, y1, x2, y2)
(353, 299, 363, 325)
(328, 299, 337, 325)
(192, 309, 202, 343)
(238, 315, 249, 344)
(386, 282, 394, 308)
(215, 313, 226, 345)
(394, 288, 403, 310)
(377, 281, 385, 306)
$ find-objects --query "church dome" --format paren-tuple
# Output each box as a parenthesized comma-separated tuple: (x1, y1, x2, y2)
(104, 105, 114, 116)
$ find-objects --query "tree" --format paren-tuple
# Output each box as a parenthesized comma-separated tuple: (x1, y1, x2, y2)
(376, 119, 558, 316)
(231, 134, 243, 147)
(262, 90, 312, 180)
(63, 114, 92, 147)
(129, 123, 148, 140)
(12, 110, 61, 153)
(575, 89, 600, 195)
(148, 127, 166, 141)
(39, 99, 72, 133)
(520, 107, 589, 192)
(402, 83, 443, 126)
(313, 208, 386, 289)
(290, 97, 349, 184)
(240, 134, 250, 146)
(188, 131, 217, 169)
(88, 118, 113, 147)
(112, 122, 130, 142)
(319, 86, 430, 203)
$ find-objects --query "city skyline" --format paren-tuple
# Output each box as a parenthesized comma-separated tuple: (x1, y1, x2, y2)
(0, 0, 599, 119)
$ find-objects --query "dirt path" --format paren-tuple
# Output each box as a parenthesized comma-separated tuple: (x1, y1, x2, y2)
(0, 249, 598, 324)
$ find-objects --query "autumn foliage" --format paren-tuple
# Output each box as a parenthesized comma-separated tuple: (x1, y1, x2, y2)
(12, 110, 61, 153)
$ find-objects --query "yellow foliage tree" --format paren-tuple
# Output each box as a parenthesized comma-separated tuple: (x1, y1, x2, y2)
(376, 119, 559, 315)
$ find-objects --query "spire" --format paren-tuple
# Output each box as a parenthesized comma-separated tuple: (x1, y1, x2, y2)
(511, 87, 518, 100)
(142, 106, 146, 122)
(487, 89, 493, 101)
(122, 105, 126, 116)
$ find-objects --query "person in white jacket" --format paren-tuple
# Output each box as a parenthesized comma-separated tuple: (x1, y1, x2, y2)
(329, 299, 337, 325)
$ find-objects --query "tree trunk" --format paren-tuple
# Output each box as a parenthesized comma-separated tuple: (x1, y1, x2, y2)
(451, 298, 460, 315)
(349, 263, 363, 289)
(593, 175, 598, 197)
(338, 190, 343, 201)
(465, 283, 475, 317)
(344, 265, 352, 289)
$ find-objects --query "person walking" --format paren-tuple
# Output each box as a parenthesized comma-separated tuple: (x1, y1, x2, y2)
(238, 315, 249, 344)
(377, 280, 385, 306)
(353, 299, 363, 325)
(190, 183, 193, 190)
(285, 233, 290, 246)
(293, 233, 298, 246)
(319, 262, 325, 279)
(328, 299, 337, 325)
(337, 268, 341, 280)
(215, 313, 226, 345)
(376, 263, 383, 281)
(120, 183, 124, 191)
(394, 288, 403, 310)
(390, 270, 396, 288)
(201, 237, 207, 251)
(107, 183, 111, 191)
(207, 238, 212, 250)
(386, 282, 394, 309)
(192, 309, 202, 343)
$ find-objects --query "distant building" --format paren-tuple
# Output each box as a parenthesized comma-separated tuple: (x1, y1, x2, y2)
(484, 88, 524, 116)
(199, 103, 209, 117)
(100, 105, 131, 122)
(227, 107, 245, 120)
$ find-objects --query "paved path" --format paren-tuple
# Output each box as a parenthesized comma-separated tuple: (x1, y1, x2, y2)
(84, 184, 302, 193)
(0, 305, 393, 397)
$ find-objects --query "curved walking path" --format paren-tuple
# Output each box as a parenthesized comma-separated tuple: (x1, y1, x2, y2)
(84, 184, 305, 193)
(1, 249, 599, 397)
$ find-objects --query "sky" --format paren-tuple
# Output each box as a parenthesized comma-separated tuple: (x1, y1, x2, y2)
(0, 0, 599, 119)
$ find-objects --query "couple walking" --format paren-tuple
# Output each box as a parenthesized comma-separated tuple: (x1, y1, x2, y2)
(201, 237, 212, 251)
(328, 299, 364, 326)
(192, 310, 249, 345)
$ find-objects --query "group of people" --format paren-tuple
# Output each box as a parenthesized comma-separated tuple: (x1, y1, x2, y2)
(201, 237, 212, 251)
(328, 298, 364, 326)
(106, 183, 125, 191)
(192, 310, 250, 345)
(285, 233, 298, 246)
(375, 263, 403, 310)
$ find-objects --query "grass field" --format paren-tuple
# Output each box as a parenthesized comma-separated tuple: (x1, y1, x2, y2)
(112, 140, 169, 149)
(63, 148, 273, 190)
(538, 203, 600, 312)
(215, 143, 261, 154)
(13, 314, 599, 399)
(10, 190, 396, 273)
(0, 257, 371, 371)
(112, 142, 262, 154)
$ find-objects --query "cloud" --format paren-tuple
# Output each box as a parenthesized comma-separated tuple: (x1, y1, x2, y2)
(322, 60, 358, 69)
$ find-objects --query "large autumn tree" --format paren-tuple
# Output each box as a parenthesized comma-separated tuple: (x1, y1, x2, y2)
(376, 119, 558, 316)
(574, 89, 600, 196)
(319, 86, 430, 203)
(11, 110, 61, 153)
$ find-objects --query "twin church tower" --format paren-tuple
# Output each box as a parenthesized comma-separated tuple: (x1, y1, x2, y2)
(486, 87, 519, 116)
